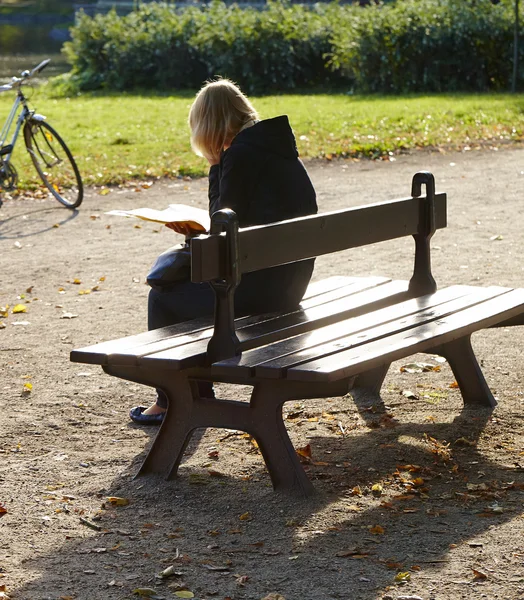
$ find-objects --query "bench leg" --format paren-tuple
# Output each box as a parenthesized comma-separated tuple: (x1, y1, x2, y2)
(104, 365, 353, 495)
(138, 377, 197, 478)
(434, 336, 497, 408)
(354, 364, 390, 395)
(103, 366, 199, 477)
(249, 382, 315, 497)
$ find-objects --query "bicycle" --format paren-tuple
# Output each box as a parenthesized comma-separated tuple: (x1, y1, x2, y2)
(0, 59, 83, 210)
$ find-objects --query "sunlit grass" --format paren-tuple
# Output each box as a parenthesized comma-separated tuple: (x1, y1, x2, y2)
(1, 87, 523, 189)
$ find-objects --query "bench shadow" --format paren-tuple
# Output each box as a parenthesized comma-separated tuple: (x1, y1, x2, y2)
(0, 204, 79, 239)
(11, 401, 524, 600)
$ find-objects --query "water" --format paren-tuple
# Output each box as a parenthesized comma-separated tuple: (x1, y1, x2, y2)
(0, 53, 70, 82)
(0, 7, 74, 81)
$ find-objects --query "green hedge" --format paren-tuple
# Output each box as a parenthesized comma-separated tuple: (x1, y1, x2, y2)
(58, 0, 521, 95)
(329, 0, 519, 93)
(60, 1, 344, 93)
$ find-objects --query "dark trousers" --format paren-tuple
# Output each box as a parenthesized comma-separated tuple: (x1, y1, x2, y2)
(148, 281, 216, 408)
(147, 260, 315, 409)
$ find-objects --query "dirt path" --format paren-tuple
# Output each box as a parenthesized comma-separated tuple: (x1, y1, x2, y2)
(1, 147, 523, 600)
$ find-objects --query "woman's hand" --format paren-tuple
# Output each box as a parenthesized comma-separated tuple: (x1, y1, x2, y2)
(165, 222, 203, 237)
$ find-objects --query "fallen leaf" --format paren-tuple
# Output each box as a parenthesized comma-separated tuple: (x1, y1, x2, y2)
(107, 496, 129, 506)
(455, 437, 476, 446)
(296, 444, 312, 460)
(394, 571, 411, 582)
(371, 483, 383, 496)
(157, 565, 183, 578)
(369, 525, 385, 535)
(236, 575, 249, 586)
(400, 362, 440, 373)
(239, 512, 252, 521)
(203, 564, 229, 572)
(207, 469, 225, 478)
(174, 592, 194, 599)
(22, 382, 32, 393)
(12, 304, 27, 314)
(379, 414, 398, 428)
(336, 548, 368, 557)
(472, 568, 488, 580)
(133, 588, 161, 597)
(402, 390, 418, 399)
(60, 312, 78, 319)
(0, 503, 7, 516)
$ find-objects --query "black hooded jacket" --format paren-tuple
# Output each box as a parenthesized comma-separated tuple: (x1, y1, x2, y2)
(207, 115, 318, 313)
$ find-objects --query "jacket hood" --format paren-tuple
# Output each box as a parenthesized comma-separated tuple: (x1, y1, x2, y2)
(231, 115, 298, 159)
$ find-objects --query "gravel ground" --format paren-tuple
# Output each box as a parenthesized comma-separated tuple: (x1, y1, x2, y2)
(1, 145, 523, 600)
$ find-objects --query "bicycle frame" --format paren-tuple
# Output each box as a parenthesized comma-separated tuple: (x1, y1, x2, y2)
(0, 59, 50, 169)
(0, 94, 30, 166)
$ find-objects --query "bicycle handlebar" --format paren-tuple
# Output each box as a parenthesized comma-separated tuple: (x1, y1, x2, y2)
(0, 59, 51, 90)
(29, 59, 51, 78)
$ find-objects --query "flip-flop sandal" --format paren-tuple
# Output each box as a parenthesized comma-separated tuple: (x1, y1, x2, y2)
(129, 405, 165, 425)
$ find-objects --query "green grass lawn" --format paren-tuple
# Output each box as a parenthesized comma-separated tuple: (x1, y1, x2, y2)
(1, 87, 524, 189)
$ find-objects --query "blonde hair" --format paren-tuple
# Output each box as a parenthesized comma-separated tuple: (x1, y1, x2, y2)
(188, 78, 259, 158)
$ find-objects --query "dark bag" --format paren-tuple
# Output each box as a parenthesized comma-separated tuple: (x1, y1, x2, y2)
(146, 242, 191, 290)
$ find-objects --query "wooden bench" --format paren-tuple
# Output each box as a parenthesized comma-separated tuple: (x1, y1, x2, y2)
(70, 171, 524, 496)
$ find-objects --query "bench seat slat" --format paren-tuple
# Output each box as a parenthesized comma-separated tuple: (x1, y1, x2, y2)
(285, 288, 524, 382)
(138, 279, 410, 370)
(254, 286, 507, 378)
(69, 275, 373, 366)
(118, 276, 391, 364)
(69, 316, 214, 366)
(210, 285, 498, 378)
(301, 275, 366, 301)
(103, 276, 393, 367)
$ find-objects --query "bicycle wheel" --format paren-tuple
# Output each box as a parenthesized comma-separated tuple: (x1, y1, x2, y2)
(23, 119, 83, 209)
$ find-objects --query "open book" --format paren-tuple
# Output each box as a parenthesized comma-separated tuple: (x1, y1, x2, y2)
(106, 204, 210, 232)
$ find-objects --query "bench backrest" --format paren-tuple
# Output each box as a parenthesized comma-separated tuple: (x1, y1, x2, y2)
(191, 192, 446, 282)
(189, 171, 447, 361)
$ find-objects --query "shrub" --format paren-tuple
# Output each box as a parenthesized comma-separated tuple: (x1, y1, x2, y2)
(60, 1, 344, 93)
(58, 0, 522, 95)
(329, 0, 520, 93)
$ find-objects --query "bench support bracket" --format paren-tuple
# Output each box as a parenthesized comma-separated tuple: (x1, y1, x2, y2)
(433, 336, 497, 408)
(104, 365, 354, 497)
(409, 171, 438, 296)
